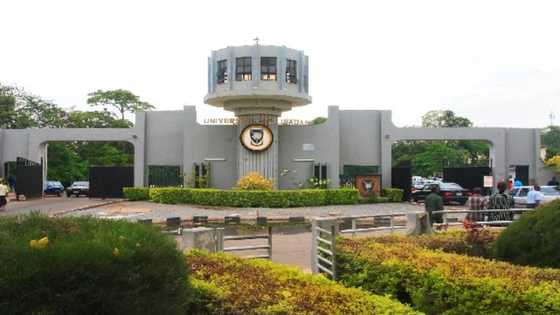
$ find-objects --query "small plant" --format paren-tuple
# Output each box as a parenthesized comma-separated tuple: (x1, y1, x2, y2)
(236, 172, 273, 190)
(307, 176, 330, 189)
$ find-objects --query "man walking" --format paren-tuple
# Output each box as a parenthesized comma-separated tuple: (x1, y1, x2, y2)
(425, 185, 444, 225)
(465, 187, 487, 222)
(526, 185, 544, 208)
(487, 181, 515, 222)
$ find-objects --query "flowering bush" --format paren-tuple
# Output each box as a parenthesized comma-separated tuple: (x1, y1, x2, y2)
(545, 155, 560, 173)
(236, 172, 273, 190)
(336, 235, 560, 314)
(0, 214, 190, 314)
(187, 250, 421, 315)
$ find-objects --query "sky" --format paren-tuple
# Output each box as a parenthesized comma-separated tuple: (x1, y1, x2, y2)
(1, 0, 559, 128)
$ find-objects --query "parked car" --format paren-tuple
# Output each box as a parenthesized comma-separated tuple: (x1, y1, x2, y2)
(411, 182, 470, 205)
(66, 181, 89, 197)
(44, 181, 64, 196)
(511, 185, 560, 207)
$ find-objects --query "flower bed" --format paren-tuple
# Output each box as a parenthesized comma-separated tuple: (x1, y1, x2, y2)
(336, 235, 560, 314)
(187, 250, 422, 315)
(0, 214, 190, 315)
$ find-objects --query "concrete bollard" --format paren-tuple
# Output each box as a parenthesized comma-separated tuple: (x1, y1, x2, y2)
(406, 212, 432, 235)
(179, 227, 223, 252)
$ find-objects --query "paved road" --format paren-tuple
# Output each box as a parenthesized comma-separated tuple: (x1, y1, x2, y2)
(67, 201, 426, 222)
(0, 196, 121, 217)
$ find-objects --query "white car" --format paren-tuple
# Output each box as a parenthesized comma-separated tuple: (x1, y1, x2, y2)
(511, 186, 560, 207)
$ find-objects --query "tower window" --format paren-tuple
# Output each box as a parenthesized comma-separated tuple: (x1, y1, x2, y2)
(260, 57, 277, 81)
(217, 59, 228, 84)
(236, 57, 252, 81)
(286, 59, 297, 83)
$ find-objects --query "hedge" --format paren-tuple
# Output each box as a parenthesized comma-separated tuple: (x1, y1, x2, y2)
(0, 214, 191, 315)
(187, 250, 422, 315)
(336, 235, 560, 314)
(371, 230, 500, 258)
(122, 187, 150, 201)
(492, 199, 560, 268)
(382, 188, 404, 202)
(128, 187, 361, 207)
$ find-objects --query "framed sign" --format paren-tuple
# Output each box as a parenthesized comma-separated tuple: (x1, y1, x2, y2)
(356, 175, 381, 197)
(240, 124, 274, 152)
(483, 176, 493, 188)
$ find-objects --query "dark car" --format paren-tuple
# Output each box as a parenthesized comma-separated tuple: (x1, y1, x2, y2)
(66, 181, 89, 197)
(44, 181, 64, 196)
(411, 182, 470, 205)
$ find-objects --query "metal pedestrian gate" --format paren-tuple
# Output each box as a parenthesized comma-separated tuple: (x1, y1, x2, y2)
(89, 166, 134, 198)
(15, 157, 43, 199)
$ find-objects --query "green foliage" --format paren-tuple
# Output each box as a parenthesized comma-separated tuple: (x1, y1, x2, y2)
(493, 200, 560, 268)
(382, 188, 404, 202)
(0, 214, 191, 315)
(311, 116, 328, 125)
(87, 89, 155, 120)
(187, 250, 422, 315)
(421, 110, 473, 128)
(542, 125, 560, 159)
(393, 110, 490, 177)
(144, 187, 360, 207)
(337, 235, 560, 314)
(123, 187, 150, 201)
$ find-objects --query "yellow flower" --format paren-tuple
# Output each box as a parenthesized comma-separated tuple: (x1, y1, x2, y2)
(29, 236, 49, 250)
(113, 247, 120, 256)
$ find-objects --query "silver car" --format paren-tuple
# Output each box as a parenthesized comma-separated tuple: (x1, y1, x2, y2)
(511, 185, 560, 207)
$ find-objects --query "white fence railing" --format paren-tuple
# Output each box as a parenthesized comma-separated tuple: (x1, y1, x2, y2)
(431, 208, 532, 228)
(221, 226, 273, 260)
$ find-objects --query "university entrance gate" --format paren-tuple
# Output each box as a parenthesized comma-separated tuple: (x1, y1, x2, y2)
(89, 166, 134, 198)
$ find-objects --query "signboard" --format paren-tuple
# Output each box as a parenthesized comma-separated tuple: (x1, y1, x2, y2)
(240, 124, 274, 152)
(483, 176, 493, 188)
(356, 175, 381, 197)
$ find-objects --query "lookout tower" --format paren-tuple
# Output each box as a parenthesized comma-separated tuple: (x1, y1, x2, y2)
(204, 44, 311, 186)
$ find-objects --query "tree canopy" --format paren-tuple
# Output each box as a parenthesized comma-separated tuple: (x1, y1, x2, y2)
(87, 89, 154, 120)
(422, 110, 473, 128)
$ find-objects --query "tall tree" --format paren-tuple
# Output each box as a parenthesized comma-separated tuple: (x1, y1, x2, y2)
(422, 110, 473, 128)
(87, 89, 155, 120)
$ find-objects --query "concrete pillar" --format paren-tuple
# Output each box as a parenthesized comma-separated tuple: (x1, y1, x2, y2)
(133, 112, 146, 187)
(237, 114, 279, 187)
(179, 227, 223, 252)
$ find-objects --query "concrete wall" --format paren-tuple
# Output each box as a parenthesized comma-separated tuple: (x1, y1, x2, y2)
(0, 106, 547, 190)
(278, 106, 340, 189)
(145, 110, 184, 166)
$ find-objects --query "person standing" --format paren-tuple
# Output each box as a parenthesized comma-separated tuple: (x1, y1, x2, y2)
(425, 185, 444, 225)
(487, 181, 515, 222)
(526, 185, 544, 208)
(465, 187, 487, 222)
(0, 179, 8, 212)
(548, 176, 559, 187)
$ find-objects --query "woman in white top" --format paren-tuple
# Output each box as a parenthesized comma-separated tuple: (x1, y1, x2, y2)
(0, 179, 8, 211)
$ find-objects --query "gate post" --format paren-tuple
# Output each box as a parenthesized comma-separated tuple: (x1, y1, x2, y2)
(311, 217, 339, 275)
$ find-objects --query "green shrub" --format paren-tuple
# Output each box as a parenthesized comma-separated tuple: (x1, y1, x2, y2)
(123, 187, 150, 201)
(150, 187, 192, 204)
(373, 230, 500, 258)
(493, 199, 560, 268)
(325, 188, 360, 205)
(382, 188, 404, 202)
(187, 250, 421, 315)
(147, 187, 359, 208)
(0, 214, 190, 315)
(337, 235, 560, 314)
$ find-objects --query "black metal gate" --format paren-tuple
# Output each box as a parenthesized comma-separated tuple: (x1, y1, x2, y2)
(391, 167, 412, 201)
(515, 165, 529, 186)
(15, 157, 43, 199)
(89, 166, 134, 198)
(443, 167, 491, 190)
